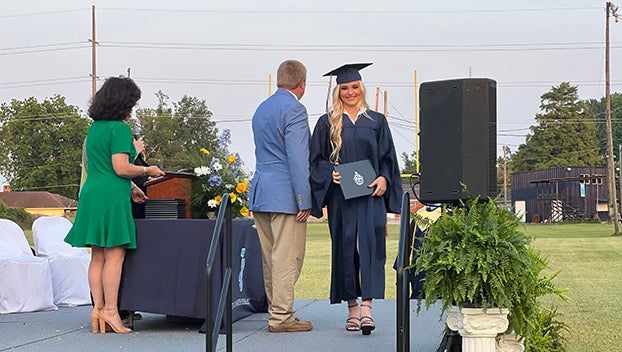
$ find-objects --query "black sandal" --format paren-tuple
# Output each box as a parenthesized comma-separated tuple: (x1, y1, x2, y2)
(345, 317, 361, 331)
(360, 304, 375, 335)
(345, 301, 360, 332)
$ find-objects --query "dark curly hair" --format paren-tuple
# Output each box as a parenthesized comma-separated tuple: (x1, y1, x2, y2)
(88, 76, 141, 121)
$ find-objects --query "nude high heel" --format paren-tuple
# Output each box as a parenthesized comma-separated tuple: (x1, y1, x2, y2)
(90, 307, 102, 333)
(99, 306, 132, 334)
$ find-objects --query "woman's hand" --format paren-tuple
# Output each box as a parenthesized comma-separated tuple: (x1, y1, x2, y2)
(133, 137, 145, 155)
(369, 176, 387, 197)
(131, 185, 147, 203)
(145, 165, 165, 177)
(332, 162, 341, 184)
(332, 169, 341, 184)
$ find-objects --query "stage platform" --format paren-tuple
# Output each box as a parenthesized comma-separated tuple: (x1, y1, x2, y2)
(0, 299, 446, 352)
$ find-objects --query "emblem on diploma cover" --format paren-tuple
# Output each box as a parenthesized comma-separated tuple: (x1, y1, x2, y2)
(353, 171, 364, 186)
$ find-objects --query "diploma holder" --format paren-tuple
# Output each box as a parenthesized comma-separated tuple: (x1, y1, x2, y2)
(334, 159, 377, 200)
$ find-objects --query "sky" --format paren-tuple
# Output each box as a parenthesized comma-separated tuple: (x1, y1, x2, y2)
(0, 0, 620, 189)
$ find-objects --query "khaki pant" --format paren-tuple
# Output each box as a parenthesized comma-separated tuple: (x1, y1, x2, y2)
(253, 212, 306, 327)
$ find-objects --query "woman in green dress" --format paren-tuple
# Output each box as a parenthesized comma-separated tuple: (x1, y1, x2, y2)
(65, 77, 164, 334)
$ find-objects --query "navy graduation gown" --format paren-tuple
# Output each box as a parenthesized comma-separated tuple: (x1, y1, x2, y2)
(310, 109, 402, 304)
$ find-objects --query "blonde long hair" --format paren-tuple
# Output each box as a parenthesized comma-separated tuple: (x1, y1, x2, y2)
(328, 81, 370, 163)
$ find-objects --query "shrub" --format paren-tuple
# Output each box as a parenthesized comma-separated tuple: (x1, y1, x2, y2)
(0, 200, 33, 229)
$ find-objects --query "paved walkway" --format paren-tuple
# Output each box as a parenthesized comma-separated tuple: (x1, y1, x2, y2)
(0, 299, 446, 352)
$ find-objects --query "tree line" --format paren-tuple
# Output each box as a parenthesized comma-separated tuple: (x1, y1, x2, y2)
(1, 82, 620, 200)
(0, 90, 220, 200)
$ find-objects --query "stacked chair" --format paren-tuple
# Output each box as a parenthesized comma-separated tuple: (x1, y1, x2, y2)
(0, 219, 57, 314)
(32, 216, 91, 306)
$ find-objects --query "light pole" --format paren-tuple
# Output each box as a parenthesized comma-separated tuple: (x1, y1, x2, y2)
(605, 2, 620, 234)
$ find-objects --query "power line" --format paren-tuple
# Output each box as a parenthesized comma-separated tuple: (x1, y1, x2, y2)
(0, 9, 86, 18)
(5, 40, 622, 56)
(1, 6, 601, 18)
(96, 40, 622, 53)
(7, 73, 622, 91)
(96, 7, 600, 15)
(0, 41, 88, 52)
(0, 45, 89, 56)
(499, 133, 532, 137)
(499, 127, 532, 132)
(0, 76, 90, 90)
(135, 77, 269, 86)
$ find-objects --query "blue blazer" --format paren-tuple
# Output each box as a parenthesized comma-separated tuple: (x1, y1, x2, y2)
(249, 88, 312, 214)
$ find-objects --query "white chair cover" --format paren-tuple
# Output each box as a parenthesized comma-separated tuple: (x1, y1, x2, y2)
(32, 216, 91, 307)
(0, 219, 57, 314)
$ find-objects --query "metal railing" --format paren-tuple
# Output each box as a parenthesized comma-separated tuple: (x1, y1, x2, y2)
(396, 192, 411, 352)
(205, 193, 233, 352)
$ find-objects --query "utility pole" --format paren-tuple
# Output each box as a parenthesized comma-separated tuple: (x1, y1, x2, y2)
(89, 5, 98, 96)
(503, 146, 508, 207)
(606, 2, 620, 234)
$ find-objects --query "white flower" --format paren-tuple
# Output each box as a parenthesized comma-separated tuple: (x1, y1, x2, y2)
(212, 161, 223, 172)
(194, 166, 211, 176)
(225, 183, 234, 190)
(240, 165, 251, 176)
(208, 199, 218, 208)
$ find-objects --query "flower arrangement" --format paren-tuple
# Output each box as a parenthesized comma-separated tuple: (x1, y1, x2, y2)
(189, 129, 251, 218)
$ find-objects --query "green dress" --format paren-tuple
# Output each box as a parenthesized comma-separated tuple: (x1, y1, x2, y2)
(65, 120, 138, 249)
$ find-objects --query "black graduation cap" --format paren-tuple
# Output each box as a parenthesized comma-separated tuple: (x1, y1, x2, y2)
(323, 63, 372, 84)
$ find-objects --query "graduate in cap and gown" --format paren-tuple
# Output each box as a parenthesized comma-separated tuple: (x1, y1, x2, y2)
(309, 63, 402, 335)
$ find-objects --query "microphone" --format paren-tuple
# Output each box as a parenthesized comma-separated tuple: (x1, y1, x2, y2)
(131, 126, 146, 162)
(132, 125, 141, 141)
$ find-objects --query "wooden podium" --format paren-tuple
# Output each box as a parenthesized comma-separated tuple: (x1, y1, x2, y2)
(144, 172, 197, 219)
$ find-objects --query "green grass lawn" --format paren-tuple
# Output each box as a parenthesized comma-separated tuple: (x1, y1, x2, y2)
(298, 221, 622, 352)
(526, 223, 622, 352)
(23, 229, 33, 248)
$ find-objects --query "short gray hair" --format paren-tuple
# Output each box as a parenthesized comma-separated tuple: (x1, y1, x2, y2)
(277, 60, 306, 90)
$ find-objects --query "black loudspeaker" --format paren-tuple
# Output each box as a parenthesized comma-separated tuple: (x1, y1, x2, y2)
(419, 78, 497, 203)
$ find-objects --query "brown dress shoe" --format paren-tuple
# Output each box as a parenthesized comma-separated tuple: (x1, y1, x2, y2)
(268, 318, 313, 333)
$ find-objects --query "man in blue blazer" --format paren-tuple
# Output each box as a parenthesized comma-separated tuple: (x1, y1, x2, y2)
(249, 59, 313, 333)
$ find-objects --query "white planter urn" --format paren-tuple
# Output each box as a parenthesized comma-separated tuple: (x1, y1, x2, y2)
(445, 306, 510, 352)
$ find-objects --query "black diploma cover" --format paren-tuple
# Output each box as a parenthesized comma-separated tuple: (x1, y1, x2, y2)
(334, 159, 376, 199)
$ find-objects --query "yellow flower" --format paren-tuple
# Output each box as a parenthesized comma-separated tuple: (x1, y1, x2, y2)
(227, 154, 236, 163)
(240, 206, 249, 217)
(214, 195, 222, 205)
(200, 147, 210, 155)
(229, 192, 237, 203)
(236, 181, 248, 193)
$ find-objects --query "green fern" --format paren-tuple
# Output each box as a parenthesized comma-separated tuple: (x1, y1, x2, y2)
(415, 194, 568, 346)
